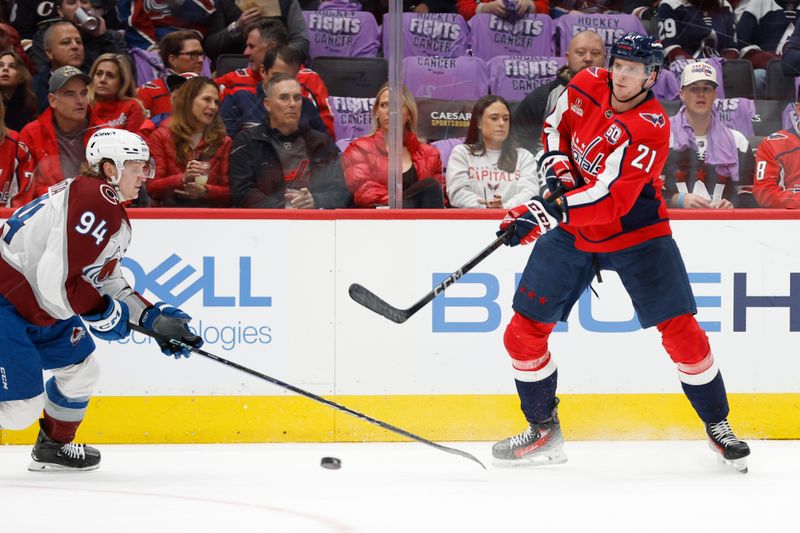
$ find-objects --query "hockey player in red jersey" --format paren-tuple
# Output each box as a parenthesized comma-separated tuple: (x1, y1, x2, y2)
(493, 33, 750, 472)
(0, 128, 203, 471)
(753, 115, 800, 208)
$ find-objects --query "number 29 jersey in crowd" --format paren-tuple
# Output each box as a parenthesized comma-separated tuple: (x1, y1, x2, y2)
(542, 67, 672, 253)
(0, 176, 148, 326)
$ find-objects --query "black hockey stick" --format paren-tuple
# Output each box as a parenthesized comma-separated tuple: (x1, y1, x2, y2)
(349, 189, 566, 324)
(128, 323, 486, 469)
(349, 228, 512, 324)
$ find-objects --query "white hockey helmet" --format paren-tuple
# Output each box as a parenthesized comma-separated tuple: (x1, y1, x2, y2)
(86, 128, 154, 187)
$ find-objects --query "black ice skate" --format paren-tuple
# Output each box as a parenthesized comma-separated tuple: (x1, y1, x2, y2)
(706, 419, 750, 474)
(29, 424, 101, 472)
(492, 401, 566, 467)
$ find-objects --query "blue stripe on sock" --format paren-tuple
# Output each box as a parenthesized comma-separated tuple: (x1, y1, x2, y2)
(45, 377, 90, 410)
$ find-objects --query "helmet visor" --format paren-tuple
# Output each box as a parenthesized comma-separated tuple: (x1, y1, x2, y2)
(123, 158, 156, 180)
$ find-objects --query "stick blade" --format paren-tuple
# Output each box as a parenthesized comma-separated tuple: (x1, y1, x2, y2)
(348, 283, 410, 324)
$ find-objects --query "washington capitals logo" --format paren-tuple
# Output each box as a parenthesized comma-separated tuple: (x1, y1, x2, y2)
(639, 113, 665, 128)
(71, 327, 87, 346)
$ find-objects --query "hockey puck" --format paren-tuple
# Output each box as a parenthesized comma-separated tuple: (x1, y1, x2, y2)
(320, 457, 341, 469)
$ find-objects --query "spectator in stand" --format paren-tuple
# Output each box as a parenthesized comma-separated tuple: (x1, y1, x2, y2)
(656, 0, 738, 65)
(753, 99, 800, 208)
(32, 21, 86, 111)
(30, 1, 128, 93)
(0, 98, 34, 207)
(88, 53, 146, 133)
(117, 0, 216, 51)
(342, 83, 445, 208)
(137, 31, 205, 123)
(0, 23, 36, 74)
(230, 73, 350, 208)
(664, 62, 755, 209)
(146, 76, 231, 207)
(548, 0, 661, 17)
(216, 19, 334, 136)
(19, 65, 102, 202)
(736, 0, 796, 71)
(204, 0, 309, 64)
(456, 0, 541, 20)
(221, 46, 326, 138)
(0, 50, 39, 133)
(8, 0, 121, 40)
(447, 95, 538, 209)
(512, 30, 606, 155)
(776, 5, 800, 76)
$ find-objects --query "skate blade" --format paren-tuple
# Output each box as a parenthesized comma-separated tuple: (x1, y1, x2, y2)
(715, 454, 748, 474)
(492, 449, 568, 468)
(28, 460, 100, 472)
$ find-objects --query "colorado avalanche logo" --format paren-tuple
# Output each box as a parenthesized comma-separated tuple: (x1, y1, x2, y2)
(639, 112, 665, 128)
(71, 327, 87, 346)
(100, 184, 119, 205)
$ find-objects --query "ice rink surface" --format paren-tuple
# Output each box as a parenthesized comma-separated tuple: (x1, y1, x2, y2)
(1, 440, 796, 532)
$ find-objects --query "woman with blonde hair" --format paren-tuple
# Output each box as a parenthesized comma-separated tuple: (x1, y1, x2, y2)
(342, 82, 445, 208)
(0, 98, 34, 207)
(88, 53, 146, 133)
(146, 76, 231, 207)
(0, 49, 38, 132)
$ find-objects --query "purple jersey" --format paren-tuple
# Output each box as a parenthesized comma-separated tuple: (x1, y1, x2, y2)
(714, 98, 756, 137)
(554, 13, 645, 55)
(469, 13, 556, 61)
(668, 57, 726, 100)
(383, 13, 470, 58)
(782, 101, 797, 131)
(432, 137, 465, 171)
(652, 68, 680, 101)
(303, 10, 381, 58)
(331, 96, 375, 141)
(488, 56, 566, 101)
(404, 56, 489, 100)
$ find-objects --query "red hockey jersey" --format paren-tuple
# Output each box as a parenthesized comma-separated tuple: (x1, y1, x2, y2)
(541, 67, 672, 253)
(137, 77, 171, 119)
(753, 129, 800, 209)
(0, 130, 34, 208)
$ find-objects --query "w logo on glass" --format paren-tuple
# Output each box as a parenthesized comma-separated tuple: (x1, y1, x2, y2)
(121, 254, 271, 308)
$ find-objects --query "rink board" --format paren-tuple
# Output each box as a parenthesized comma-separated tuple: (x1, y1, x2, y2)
(1, 210, 799, 443)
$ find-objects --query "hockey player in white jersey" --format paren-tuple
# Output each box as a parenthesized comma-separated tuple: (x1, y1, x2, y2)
(0, 128, 203, 471)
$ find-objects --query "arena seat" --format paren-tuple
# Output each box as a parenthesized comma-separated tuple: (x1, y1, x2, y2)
(487, 56, 565, 102)
(416, 98, 475, 141)
(764, 59, 795, 101)
(404, 56, 488, 100)
(303, 10, 381, 59)
(311, 56, 388, 97)
(215, 54, 249, 77)
(382, 12, 470, 58)
(722, 59, 756, 100)
(468, 13, 555, 61)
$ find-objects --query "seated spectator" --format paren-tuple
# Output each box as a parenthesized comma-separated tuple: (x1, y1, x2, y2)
(0, 23, 36, 74)
(664, 62, 755, 209)
(778, 9, 800, 76)
(0, 98, 34, 207)
(343, 83, 444, 208)
(137, 31, 205, 123)
(9, 0, 121, 40)
(0, 50, 39, 132)
(753, 100, 800, 208)
(146, 76, 231, 207)
(446, 95, 538, 209)
(230, 72, 350, 208)
(32, 21, 86, 111)
(221, 46, 326, 138)
(456, 0, 540, 21)
(204, 0, 309, 64)
(551, 0, 659, 17)
(512, 30, 606, 154)
(88, 53, 146, 133)
(19, 65, 102, 202)
(216, 19, 334, 135)
(656, 0, 737, 65)
(117, 0, 216, 51)
(30, 1, 129, 88)
(736, 0, 795, 70)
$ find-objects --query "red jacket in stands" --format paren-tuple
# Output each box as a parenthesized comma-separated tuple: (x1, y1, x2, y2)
(92, 98, 147, 133)
(137, 78, 172, 119)
(753, 129, 800, 208)
(456, 0, 549, 20)
(18, 107, 103, 203)
(0, 130, 34, 207)
(216, 66, 335, 138)
(147, 121, 231, 207)
(342, 129, 444, 207)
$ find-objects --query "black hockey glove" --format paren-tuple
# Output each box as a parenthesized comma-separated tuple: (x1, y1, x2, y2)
(140, 303, 203, 359)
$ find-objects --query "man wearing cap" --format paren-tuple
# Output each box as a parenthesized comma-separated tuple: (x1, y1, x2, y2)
(664, 61, 756, 209)
(18, 65, 103, 203)
(753, 95, 800, 208)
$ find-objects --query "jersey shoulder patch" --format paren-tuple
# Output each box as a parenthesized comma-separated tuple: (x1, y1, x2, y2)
(639, 112, 667, 128)
(766, 132, 788, 141)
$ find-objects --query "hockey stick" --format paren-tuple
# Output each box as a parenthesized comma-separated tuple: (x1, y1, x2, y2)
(128, 323, 486, 469)
(349, 189, 566, 324)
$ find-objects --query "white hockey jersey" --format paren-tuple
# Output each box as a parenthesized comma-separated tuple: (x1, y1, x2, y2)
(0, 176, 148, 326)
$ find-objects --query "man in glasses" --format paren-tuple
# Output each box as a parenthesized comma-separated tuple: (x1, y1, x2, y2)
(663, 61, 756, 209)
